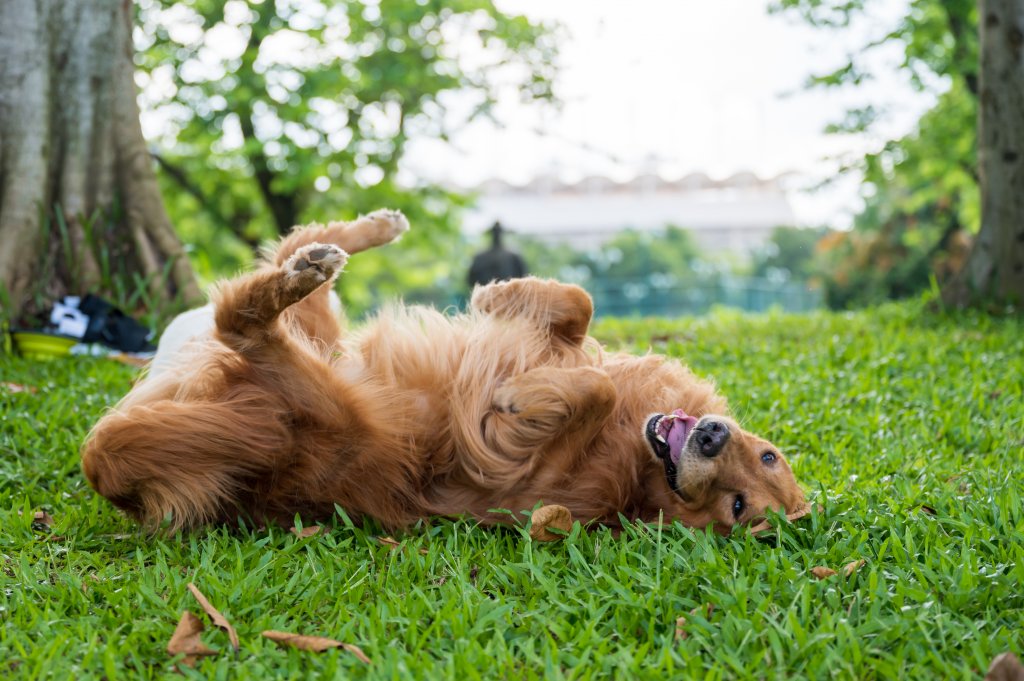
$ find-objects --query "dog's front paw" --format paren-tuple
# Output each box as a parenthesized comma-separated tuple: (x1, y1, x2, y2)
(283, 242, 348, 290)
(492, 383, 522, 415)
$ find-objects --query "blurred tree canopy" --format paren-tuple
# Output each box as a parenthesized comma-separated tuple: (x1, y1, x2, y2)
(772, 0, 979, 307)
(750, 225, 830, 283)
(135, 0, 557, 312)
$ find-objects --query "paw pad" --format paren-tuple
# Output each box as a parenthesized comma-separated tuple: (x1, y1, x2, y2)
(285, 243, 348, 283)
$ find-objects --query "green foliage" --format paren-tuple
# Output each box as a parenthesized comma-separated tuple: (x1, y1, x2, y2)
(772, 0, 979, 308)
(2, 304, 1023, 677)
(136, 0, 558, 293)
(750, 225, 830, 282)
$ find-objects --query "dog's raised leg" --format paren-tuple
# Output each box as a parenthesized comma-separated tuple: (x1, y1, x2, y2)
(213, 243, 373, 425)
(271, 209, 409, 266)
(268, 210, 410, 346)
(471, 277, 594, 346)
(216, 243, 347, 347)
(483, 365, 617, 464)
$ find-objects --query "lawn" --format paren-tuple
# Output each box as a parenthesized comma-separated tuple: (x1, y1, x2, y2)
(1, 302, 1022, 679)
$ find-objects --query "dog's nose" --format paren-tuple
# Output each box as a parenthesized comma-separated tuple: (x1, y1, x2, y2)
(693, 420, 730, 457)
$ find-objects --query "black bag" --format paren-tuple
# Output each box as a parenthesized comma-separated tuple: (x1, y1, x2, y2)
(77, 295, 155, 353)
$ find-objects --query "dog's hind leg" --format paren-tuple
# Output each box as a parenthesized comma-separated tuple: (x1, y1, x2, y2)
(215, 243, 347, 349)
(471, 277, 594, 346)
(263, 211, 408, 345)
(213, 244, 375, 427)
(483, 366, 616, 465)
(81, 390, 293, 530)
(271, 209, 409, 265)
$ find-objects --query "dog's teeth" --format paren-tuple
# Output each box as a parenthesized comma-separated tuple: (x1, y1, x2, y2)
(656, 433, 666, 444)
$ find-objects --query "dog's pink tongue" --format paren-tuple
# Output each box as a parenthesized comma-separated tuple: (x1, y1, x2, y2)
(666, 409, 698, 465)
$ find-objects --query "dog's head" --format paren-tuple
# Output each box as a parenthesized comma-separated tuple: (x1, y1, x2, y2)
(643, 411, 804, 530)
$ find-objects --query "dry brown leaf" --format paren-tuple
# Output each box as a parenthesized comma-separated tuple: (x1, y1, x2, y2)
(919, 505, 937, 515)
(32, 511, 54, 528)
(2, 382, 37, 394)
(809, 566, 838, 580)
(167, 611, 217, 667)
(187, 583, 239, 652)
(749, 504, 815, 535)
(986, 652, 1024, 681)
(529, 504, 572, 542)
(842, 559, 866, 577)
(110, 353, 151, 368)
(674, 604, 714, 641)
(262, 631, 371, 663)
(418, 547, 429, 555)
(377, 536, 401, 550)
(290, 525, 321, 538)
(674, 615, 688, 641)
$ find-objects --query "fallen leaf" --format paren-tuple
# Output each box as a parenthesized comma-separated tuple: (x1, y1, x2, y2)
(749, 504, 815, 535)
(919, 505, 937, 515)
(986, 652, 1024, 681)
(262, 631, 371, 663)
(377, 536, 401, 550)
(111, 353, 151, 368)
(32, 511, 54, 528)
(418, 547, 429, 556)
(842, 559, 866, 577)
(674, 615, 688, 641)
(674, 604, 714, 641)
(2, 382, 36, 394)
(529, 504, 572, 541)
(290, 525, 321, 538)
(187, 583, 239, 652)
(809, 566, 837, 580)
(167, 611, 217, 667)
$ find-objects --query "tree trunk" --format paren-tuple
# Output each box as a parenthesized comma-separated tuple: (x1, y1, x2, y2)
(943, 0, 1024, 308)
(0, 0, 202, 323)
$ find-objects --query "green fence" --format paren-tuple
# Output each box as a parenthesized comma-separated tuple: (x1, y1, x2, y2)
(586, 276, 822, 317)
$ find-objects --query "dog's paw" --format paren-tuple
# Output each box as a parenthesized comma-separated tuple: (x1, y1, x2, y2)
(283, 242, 348, 287)
(492, 382, 522, 415)
(360, 209, 410, 245)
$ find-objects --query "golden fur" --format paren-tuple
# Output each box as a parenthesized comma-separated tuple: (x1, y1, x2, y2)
(81, 211, 804, 533)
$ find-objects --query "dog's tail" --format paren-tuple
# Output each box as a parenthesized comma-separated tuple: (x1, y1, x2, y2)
(266, 209, 410, 265)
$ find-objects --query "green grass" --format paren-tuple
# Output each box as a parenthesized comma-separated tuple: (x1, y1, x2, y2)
(1, 302, 1022, 679)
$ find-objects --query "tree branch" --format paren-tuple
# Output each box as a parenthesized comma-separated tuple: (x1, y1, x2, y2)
(945, 6, 979, 97)
(151, 151, 260, 250)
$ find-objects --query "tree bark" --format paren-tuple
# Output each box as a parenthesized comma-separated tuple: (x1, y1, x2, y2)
(943, 0, 1024, 307)
(0, 0, 202, 323)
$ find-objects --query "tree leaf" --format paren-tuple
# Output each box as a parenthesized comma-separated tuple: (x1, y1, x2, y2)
(167, 611, 217, 667)
(674, 604, 714, 641)
(809, 566, 837, 580)
(529, 504, 572, 542)
(2, 382, 36, 394)
(377, 536, 401, 550)
(290, 525, 321, 538)
(262, 631, 371, 663)
(187, 583, 239, 652)
(842, 559, 866, 577)
(986, 652, 1024, 681)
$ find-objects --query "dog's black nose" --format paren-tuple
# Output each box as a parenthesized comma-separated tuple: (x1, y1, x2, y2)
(694, 420, 730, 457)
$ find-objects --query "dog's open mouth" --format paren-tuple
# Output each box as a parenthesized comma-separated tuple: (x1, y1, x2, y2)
(645, 409, 698, 465)
(645, 409, 698, 494)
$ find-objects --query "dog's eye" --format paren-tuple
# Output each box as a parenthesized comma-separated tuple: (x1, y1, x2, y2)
(732, 494, 745, 519)
(761, 451, 777, 464)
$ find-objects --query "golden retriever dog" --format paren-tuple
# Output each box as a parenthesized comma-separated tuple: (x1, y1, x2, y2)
(81, 210, 804, 533)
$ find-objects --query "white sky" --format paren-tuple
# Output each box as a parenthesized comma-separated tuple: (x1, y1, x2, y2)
(401, 0, 937, 228)
(140, 0, 937, 229)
